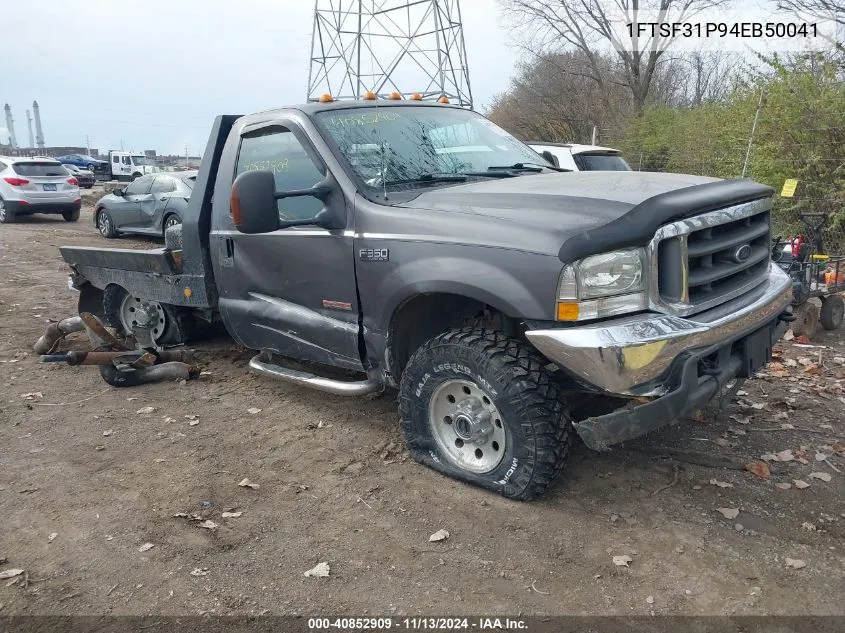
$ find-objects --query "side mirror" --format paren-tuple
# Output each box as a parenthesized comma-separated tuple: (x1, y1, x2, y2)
(113, 188, 125, 196)
(541, 150, 560, 168)
(230, 169, 340, 234)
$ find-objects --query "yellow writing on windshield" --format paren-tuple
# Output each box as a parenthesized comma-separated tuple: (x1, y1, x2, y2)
(242, 159, 289, 174)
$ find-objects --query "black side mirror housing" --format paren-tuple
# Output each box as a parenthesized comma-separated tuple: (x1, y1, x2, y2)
(231, 169, 341, 235)
(113, 188, 125, 196)
(541, 150, 560, 168)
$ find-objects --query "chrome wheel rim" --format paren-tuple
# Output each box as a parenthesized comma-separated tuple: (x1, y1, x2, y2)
(428, 379, 506, 473)
(165, 216, 179, 230)
(97, 212, 111, 235)
(119, 294, 167, 342)
(0, 199, 5, 222)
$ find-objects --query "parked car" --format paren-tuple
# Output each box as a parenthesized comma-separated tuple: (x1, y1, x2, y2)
(0, 156, 81, 223)
(61, 102, 792, 501)
(56, 154, 109, 174)
(94, 171, 195, 238)
(63, 164, 96, 189)
(527, 142, 631, 171)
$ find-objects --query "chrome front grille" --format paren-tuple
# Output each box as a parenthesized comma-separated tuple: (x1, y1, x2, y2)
(648, 198, 772, 316)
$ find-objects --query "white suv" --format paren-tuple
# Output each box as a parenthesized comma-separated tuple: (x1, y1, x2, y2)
(527, 142, 631, 172)
(0, 156, 81, 223)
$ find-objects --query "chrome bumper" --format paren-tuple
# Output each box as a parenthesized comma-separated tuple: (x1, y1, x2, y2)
(525, 265, 792, 396)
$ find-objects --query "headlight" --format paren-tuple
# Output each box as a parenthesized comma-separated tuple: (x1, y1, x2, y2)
(556, 248, 648, 321)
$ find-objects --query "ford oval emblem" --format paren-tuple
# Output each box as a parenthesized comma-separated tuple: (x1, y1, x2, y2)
(733, 244, 752, 263)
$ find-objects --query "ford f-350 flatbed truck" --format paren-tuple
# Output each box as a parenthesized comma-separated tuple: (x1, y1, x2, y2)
(59, 100, 793, 500)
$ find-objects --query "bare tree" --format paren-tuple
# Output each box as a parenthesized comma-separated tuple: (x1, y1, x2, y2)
(501, 0, 734, 112)
(776, 0, 844, 25)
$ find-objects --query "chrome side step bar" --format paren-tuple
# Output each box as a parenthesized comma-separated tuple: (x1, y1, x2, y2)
(248, 354, 382, 397)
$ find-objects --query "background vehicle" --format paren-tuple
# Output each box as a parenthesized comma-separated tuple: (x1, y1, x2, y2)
(527, 142, 631, 171)
(107, 151, 159, 182)
(63, 164, 96, 189)
(94, 171, 195, 238)
(59, 102, 792, 501)
(56, 153, 109, 174)
(0, 156, 81, 223)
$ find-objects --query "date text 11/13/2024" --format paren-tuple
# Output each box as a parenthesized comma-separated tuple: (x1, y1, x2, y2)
(308, 617, 528, 630)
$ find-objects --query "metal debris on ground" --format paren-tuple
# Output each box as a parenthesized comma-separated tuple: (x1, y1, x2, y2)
(0, 569, 24, 580)
(238, 478, 260, 489)
(304, 562, 330, 578)
(138, 543, 155, 553)
(428, 529, 450, 542)
(612, 555, 632, 567)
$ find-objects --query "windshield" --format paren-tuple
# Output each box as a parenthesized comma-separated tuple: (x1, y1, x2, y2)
(315, 106, 548, 191)
(13, 162, 67, 177)
(573, 153, 631, 171)
(132, 155, 148, 165)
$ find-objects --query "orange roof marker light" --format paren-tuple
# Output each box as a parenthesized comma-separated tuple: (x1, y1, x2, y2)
(410, 93, 423, 101)
(319, 93, 334, 103)
(363, 91, 377, 100)
(437, 95, 450, 104)
(388, 91, 402, 100)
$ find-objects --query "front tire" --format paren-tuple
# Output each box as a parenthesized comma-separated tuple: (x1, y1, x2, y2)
(792, 302, 819, 337)
(63, 208, 80, 222)
(820, 295, 844, 331)
(96, 208, 118, 238)
(399, 328, 572, 501)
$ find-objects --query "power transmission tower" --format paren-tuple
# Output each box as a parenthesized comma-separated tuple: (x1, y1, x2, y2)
(307, 0, 473, 107)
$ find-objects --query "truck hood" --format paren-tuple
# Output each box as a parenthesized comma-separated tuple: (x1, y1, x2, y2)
(397, 171, 773, 262)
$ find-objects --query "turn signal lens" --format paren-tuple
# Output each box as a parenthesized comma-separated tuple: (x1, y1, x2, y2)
(230, 182, 242, 225)
(556, 302, 579, 321)
(67, 177, 79, 186)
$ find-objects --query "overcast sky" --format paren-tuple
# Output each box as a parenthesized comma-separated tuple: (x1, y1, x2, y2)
(1, 0, 520, 156)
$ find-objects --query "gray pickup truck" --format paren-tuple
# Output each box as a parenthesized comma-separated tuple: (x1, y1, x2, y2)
(60, 100, 793, 500)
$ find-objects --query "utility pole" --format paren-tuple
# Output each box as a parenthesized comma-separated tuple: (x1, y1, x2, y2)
(742, 89, 765, 178)
(185, 145, 189, 169)
(86, 134, 91, 157)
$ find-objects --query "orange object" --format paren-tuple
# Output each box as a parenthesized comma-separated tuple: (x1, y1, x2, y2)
(319, 93, 334, 102)
(825, 270, 844, 285)
(437, 96, 450, 104)
(556, 302, 578, 321)
(410, 93, 423, 100)
(363, 91, 377, 100)
(388, 91, 402, 100)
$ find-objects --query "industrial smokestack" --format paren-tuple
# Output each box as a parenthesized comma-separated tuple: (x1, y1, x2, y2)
(4, 104, 18, 148)
(33, 100, 45, 149)
(26, 110, 34, 148)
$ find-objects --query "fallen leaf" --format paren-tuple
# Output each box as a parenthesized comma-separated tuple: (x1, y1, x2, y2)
(804, 364, 821, 375)
(714, 437, 732, 447)
(102, 429, 113, 437)
(709, 479, 734, 488)
(198, 520, 218, 530)
(730, 415, 751, 425)
(797, 356, 814, 366)
(815, 452, 828, 462)
(0, 569, 24, 580)
(772, 449, 794, 462)
(801, 522, 816, 531)
(304, 562, 330, 578)
(810, 472, 832, 482)
(750, 402, 766, 410)
(188, 419, 199, 427)
(221, 511, 243, 518)
(785, 558, 807, 569)
(646, 595, 655, 604)
(793, 479, 811, 489)
(612, 555, 633, 567)
(831, 442, 845, 454)
(190, 568, 210, 576)
(238, 478, 260, 489)
(784, 358, 798, 367)
(775, 482, 792, 490)
(795, 335, 810, 344)
(744, 461, 771, 479)
(247, 407, 262, 415)
(138, 543, 155, 553)
(429, 529, 450, 542)
(783, 329, 795, 341)
(780, 423, 795, 430)
(716, 508, 740, 519)
(48, 532, 58, 542)
(136, 406, 156, 415)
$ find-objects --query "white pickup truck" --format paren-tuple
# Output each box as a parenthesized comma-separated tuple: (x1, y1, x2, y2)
(108, 151, 159, 182)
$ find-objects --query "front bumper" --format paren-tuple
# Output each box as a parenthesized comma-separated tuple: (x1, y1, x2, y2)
(525, 265, 793, 449)
(526, 265, 792, 396)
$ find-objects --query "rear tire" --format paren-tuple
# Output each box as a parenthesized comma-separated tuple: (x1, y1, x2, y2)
(96, 208, 118, 238)
(0, 197, 14, 224)
(399, 328, 572, 501)
(820, 295, 844, 331)
(63, 209, 80, 222)
(162, 213, 181, 237)
(103, 284, 194, 347)
(791, 302, 819, 337)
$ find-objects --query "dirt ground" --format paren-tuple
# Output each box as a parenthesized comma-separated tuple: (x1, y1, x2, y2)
(1, 198, 844, 616)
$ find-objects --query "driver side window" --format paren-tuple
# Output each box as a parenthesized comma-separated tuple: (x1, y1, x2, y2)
(125, 175, 153, 195)
(235, 127, 324, 221)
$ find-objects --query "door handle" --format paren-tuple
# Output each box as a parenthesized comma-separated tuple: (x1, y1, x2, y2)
(160, 197, 167, 201)
(221, 238, 235, 268)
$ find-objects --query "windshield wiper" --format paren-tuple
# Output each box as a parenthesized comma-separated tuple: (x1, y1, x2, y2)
(487, 162, 569, 173)
(381, 173, 468, 186)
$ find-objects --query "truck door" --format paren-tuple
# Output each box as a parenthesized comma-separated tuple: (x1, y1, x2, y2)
(211, 121, 363, 371)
